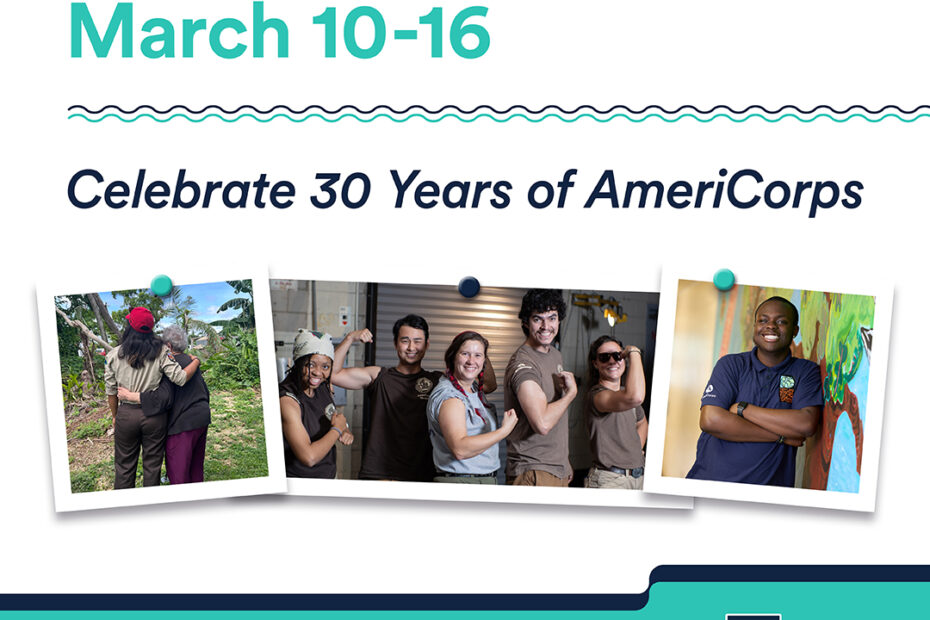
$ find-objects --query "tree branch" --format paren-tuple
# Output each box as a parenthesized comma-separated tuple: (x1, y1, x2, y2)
(57, 308, 114, 352)
(87, 293, 121, 339)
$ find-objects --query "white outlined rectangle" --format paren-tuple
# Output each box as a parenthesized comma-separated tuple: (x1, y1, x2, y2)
(644, 263, 892, 512)
(37, 266, 287, 512)
(273, 272, 691, 510)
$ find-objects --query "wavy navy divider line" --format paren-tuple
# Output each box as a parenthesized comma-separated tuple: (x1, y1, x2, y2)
(2, 566, 929, 610)
(67, 104, 930, 115)
(67, 112, 930, 124)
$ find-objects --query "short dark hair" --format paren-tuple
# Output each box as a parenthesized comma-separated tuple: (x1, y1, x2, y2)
(393, 314, 430, 343)
(444, 331, 489, 373)
(755, 296, 799, 327)
(586, 335, 623, 390)
(518, 289, 566, 336)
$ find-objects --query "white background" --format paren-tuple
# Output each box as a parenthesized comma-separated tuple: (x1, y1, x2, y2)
(1, 0, 926, 594)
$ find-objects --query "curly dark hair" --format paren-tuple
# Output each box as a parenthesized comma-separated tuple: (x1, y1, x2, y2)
(117, 324, 165, 369)
(518, 289, 566, 336)
(392, 314, 430, 343)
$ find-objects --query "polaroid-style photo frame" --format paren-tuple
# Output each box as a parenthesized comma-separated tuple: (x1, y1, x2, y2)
(268, 275, 690, 509)
(644, 264, 892, 511)
(38, 268, 286, 511)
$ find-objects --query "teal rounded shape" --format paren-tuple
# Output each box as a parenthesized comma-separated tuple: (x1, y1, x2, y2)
(151, 274, 173, 297)
(713, 269, 736, 291)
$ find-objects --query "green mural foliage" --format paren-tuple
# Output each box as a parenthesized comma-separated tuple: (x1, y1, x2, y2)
(823, 294, 874, 404)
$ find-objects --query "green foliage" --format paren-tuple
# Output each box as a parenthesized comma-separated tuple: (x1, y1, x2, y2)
(62, 373, 85, 403)
(110, 289, 166, 325)
(71, 461, 112, 493)
(211, 280, 255, 331)
(68, 386, 268, 492)
(61, 372, 105, 407)
(55, 295, 107, 376)
(201, 329, 260, 390)
(203, 387, 268, 481)
(56, 312, 84, 377)
(74, 418, 111, 439)
(165, 288, 222, 353)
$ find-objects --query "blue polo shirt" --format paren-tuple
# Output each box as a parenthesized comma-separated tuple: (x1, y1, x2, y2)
(686, 347, 823, 486)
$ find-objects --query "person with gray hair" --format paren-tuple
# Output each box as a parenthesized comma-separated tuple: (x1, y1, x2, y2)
(118, 324, 212, 484)
(162, 325, 188, 355)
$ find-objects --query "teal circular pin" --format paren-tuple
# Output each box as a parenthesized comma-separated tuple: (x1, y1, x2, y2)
(713, 269, 736, 291)
(151, 274, 173, 297)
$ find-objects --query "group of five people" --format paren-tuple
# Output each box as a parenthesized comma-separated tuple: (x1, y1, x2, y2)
(278, 289, 649, 488)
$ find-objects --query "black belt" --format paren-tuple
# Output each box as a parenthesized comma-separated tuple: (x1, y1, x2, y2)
(435, 471, 498, 478)
(596, 466, 644, 478)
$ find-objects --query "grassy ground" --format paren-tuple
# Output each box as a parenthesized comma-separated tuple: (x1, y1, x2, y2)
(66, 386, 268, 493)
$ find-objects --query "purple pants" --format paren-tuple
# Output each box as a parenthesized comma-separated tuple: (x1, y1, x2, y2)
(165, 426, 208, 484)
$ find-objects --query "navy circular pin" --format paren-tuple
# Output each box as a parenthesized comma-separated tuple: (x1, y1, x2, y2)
(713, 269, 736, 292)
(151, 274, 173, 297)
(458, 276, 480, 298)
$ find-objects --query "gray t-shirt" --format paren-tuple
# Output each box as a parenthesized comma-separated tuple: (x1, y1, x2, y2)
(426, 376, 500, 475)
(585, 385, 645, 470)
(504, 344, 570, 479)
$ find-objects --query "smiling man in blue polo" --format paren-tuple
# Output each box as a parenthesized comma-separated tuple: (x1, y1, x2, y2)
(686, 296, 824, 486)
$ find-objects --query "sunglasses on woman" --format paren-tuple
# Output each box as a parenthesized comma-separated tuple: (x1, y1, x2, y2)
(596, 351, 624, 363)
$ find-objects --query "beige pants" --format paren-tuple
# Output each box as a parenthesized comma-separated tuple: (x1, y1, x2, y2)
(584, 467, 644, 490)
(507, 469, 571, 487)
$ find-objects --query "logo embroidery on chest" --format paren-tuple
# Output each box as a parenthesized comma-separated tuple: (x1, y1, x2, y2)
(416, 377, 434, 400)
(779, 375, 796, 403)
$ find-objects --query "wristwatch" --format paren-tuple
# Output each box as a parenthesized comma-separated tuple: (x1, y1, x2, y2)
(736, 402, 748, 418)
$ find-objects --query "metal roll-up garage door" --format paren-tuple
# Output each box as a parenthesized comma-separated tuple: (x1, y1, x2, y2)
(373, 283, 529, 415)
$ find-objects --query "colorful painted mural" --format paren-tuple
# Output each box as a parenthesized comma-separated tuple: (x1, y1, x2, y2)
(712, 286, 874, 492)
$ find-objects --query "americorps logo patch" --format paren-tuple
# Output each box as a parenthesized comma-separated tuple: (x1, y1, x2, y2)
(779, 375, 796, 403)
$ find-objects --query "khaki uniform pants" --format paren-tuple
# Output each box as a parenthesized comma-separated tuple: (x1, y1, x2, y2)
(583, 467, 644, 490)
(507, 469, 571, 487)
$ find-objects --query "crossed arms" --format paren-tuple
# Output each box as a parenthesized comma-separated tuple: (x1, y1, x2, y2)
(699, 402, 820, 447)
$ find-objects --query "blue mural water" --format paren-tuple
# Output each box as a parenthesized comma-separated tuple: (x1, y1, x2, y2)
(827, 411, 860, 493)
